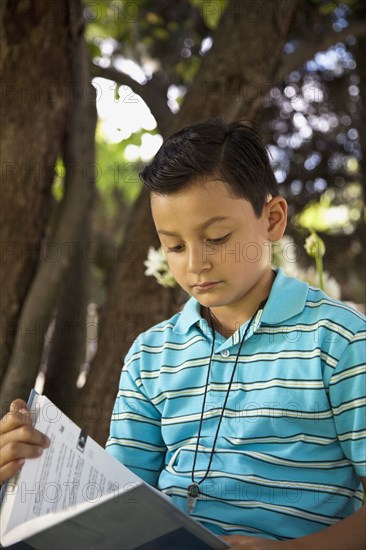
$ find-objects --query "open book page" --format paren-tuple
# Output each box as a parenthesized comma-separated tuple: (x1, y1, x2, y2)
(21, 484, 226, 550)
(0, 391, 142, 540)
(1, 391, 229, 549)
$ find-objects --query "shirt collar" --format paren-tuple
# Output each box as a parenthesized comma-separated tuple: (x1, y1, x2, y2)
(173, 267, 309, 335)
(173, 295, 202, 334)
(261, 267, 309, 324)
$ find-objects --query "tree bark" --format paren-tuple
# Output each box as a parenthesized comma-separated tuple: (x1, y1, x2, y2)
(42, 206, 91, 410)
(0, 3, 97, 405)
(78, 0, 303, 444)
(0, 0, 71, 386)
(177, 0, 302, 124)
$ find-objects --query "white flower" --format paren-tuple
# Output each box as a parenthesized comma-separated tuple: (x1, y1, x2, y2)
(144, 246, 177, 288)
(144, 246, 167, 276)
(304, 232, 325, 259)
(273, 235, 341, 299)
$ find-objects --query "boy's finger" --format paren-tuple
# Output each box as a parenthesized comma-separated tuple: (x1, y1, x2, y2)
(1, 439, 46, 466)
(0, 459, 25, 485)
(1, 424, 50, 449)
(0, 409, 33, 435)
(10, 399, 29, 413)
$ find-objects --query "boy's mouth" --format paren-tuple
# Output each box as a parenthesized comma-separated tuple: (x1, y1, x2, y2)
(192, 281, 221, 291)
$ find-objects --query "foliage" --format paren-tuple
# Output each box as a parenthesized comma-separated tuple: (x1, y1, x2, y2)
(294, 184, 363, 233)
(96, 125, 142, 202)
(189, 0, 229, 29)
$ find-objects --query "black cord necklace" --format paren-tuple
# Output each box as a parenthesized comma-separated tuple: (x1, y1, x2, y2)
(186, 300, 266, 514)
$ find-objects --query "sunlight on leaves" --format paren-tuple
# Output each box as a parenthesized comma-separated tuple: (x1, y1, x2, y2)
(52, 158, 65, 202)
(295, 185, 362, 234)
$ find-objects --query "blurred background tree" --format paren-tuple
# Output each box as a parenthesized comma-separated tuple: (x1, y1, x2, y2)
(0, 0, 364, 444)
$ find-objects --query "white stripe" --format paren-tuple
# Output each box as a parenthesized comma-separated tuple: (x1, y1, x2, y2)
(161, 407, 332, 426)
(211, 379, 324, 391)
(141, 358, 208, 378)
(112, 412, 161, 426)
(140, 335, 204, 353)
(152, 386, 206, 405)
(165, 444, 348, 469)
(244, 450, 349, 469)
(149, 322, 175, 332)
(106, 438, 165, 452)
(227, 434, 336, 446)
(150, 379, 325, 405)
(258, 320, 354, 341)
(331, 365, 365, 385)
(169, 488, 337, 525)
(333, 397, 366, 416)
(337, 430, 366, 441)
(117, 389, 148, 401)
(306, 298, 365, 321)
(165, 467, 354, 498)
(126, 348, 339, 375)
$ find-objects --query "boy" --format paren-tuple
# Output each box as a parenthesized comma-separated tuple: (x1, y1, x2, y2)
(1, 119, 365, 549)
(106, 119, 366, 548)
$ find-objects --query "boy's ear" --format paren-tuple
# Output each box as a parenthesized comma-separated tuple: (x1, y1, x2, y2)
(266, 196, 287, 241)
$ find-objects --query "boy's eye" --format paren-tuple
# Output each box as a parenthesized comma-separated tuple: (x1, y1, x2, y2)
(167, 244, 184, 253)
(167, 234, 231, 253)
(207, 234, 230, 244)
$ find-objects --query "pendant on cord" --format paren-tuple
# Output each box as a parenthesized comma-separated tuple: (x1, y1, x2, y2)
(186, 482, 200, 514)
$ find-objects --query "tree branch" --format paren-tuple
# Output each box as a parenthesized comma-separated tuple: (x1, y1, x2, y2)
(91, 63, 174, 138)
(278, 20, 366, 81)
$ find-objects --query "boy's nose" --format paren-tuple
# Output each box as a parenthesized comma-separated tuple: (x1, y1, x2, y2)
(187, 245, 211, 274)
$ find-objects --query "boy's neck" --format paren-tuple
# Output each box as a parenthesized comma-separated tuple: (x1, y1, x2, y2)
(204, 308, 237, 339)
(201, 270, 275, 339)
(202, 306, 251, 339)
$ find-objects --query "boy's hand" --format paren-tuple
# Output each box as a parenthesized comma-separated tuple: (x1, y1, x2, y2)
(0, 398, 50, 484)
(221, 535, 284, 549)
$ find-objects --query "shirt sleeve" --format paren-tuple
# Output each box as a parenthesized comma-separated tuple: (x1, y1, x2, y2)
(105, 339, 166, 487)
(329, 325, 366, 477)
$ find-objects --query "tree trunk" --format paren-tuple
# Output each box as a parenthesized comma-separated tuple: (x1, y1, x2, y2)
(43, 20, 99, 410)
(0, 0, 71, 387)
(78, 0, 303, 444)
(43, 206, 91, 410)
(0, 3, 97, 405)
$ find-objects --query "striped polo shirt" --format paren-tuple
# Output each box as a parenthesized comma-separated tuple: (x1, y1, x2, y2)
(106, 268, 366, 540)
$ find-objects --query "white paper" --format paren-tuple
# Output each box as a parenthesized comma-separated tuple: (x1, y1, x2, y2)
(0, 391, 229, 550)
(0, 391, 142, 544)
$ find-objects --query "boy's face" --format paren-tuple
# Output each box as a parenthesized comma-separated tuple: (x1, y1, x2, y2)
(151, 178, 287, 316)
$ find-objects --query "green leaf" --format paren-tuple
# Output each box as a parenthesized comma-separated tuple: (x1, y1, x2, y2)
(153, 27, 170, 41)
(190, 0, 228, 29)
(52, 158, 65, 202)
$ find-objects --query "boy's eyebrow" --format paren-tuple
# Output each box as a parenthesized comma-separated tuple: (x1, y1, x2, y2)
(157, 216, 229, 236)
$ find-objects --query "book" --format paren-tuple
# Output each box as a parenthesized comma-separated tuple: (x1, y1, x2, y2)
(0, 390, 229, 549)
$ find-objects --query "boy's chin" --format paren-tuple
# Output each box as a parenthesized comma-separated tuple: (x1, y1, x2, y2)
(196, 297, 228, 309)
